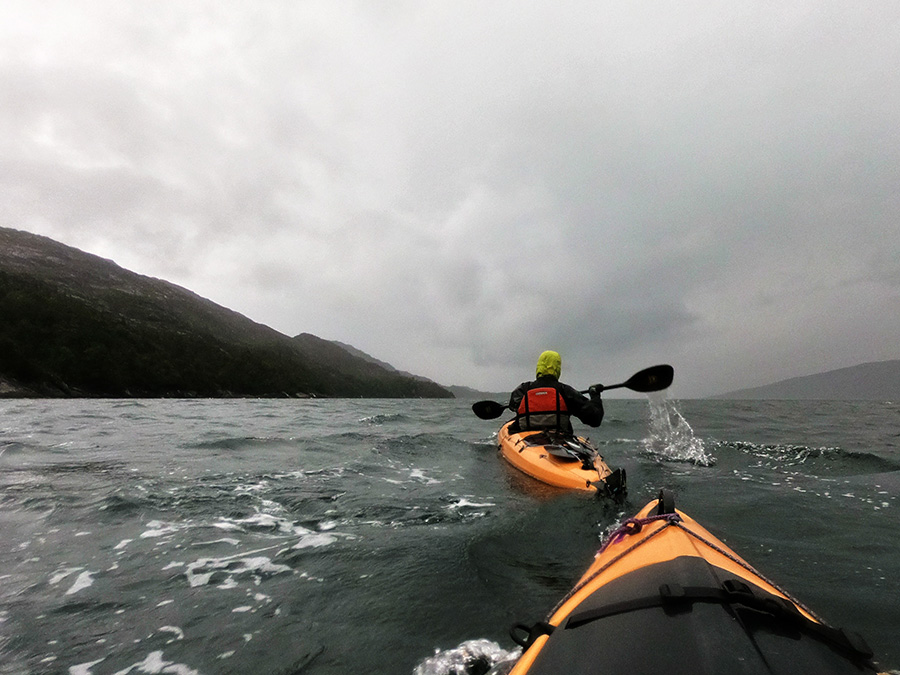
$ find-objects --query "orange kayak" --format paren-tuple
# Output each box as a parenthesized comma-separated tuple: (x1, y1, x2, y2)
(497, 421, 625, 497)
(504, 490, 883, 674)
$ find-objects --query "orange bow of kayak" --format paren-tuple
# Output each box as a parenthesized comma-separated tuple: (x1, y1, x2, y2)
(506, 490, 882, 674)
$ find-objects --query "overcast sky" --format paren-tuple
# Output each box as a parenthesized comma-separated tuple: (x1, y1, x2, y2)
(3, 1, 899, 397)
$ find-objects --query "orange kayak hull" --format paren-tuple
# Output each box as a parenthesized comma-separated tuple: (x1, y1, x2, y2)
(497, 421, 624, 495)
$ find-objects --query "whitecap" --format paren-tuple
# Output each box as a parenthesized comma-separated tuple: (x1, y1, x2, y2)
(140, 521, 182, 539)
(448, 498, 495, 509)
(65, 571, 95, 595)
(109, 650, 199, 675)
(50, 567, 82, 586)
(234, 481, 268, 494)
(215, 511, 301, 536)
(409, 468, 441, 485)
(184, 554, 291, 588)
(240, 513, 288, 531)
(291, 532, 337, 550)
(193, 537, 240, 547)
(157, 626, 184, 642)
(186, 570, 215, 588)
(69, 657, 104, 675)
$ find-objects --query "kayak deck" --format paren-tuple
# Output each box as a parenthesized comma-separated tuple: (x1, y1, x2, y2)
(506, 491, 882, 674)
(497, 421, 624, 496)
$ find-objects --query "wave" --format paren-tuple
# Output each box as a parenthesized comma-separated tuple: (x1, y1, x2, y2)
(101, 492, 153, 515)
(41, 460, 127, 474)
(94, 469, 349, 527)
(109, 400, 149, 409)
(187, 436, 297, 451)
(715, 440, 900, 475)
(370, 432, 471, 458)
(188, 429, 465, 456)
(341, 496, 496, 529)
(69, 650, 200, 675)
(0, 440, 30, 458)
(359, 413, 410, 425)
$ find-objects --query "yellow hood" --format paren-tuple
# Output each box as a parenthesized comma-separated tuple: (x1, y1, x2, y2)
(535, 350, 562, 378)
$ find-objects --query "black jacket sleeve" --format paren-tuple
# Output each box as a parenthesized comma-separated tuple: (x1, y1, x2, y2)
(558, 382, 604, 427)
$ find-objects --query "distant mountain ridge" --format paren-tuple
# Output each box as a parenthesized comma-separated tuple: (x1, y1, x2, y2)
(0, 227, 452, 398)
(714, 360, 900, 400)
(445, 385, 509, 399)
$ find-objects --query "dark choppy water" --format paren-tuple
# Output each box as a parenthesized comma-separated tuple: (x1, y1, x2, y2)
(1, 397, 899, 674)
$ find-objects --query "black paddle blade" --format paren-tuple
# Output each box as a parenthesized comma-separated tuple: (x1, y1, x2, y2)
(472, 400, 508, 420)
(623, 364, 674, 393)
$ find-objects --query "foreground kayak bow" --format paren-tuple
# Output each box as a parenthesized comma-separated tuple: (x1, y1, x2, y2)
(503, 490, 883, 674)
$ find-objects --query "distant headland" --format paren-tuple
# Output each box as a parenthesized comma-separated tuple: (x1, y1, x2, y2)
(713, 360, 900, 400)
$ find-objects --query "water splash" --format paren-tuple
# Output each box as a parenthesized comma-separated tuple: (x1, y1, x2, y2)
(413, 639, 520, 675)
(643, 394, 715, 466)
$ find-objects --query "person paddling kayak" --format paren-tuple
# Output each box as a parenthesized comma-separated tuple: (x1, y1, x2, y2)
(470, 361, 669, 495)
(509, 350, 604, 433)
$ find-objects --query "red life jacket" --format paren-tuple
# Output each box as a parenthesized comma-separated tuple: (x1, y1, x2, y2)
(516, 386, 570, 431)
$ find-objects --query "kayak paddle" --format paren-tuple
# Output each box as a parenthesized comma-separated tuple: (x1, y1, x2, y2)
(471, 399, 510, 420)
(471, 364, 674, 420)
(578, 363, 674, 395)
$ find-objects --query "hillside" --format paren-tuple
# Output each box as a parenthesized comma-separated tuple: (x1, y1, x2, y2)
(714, 360, 900, 400)
(446, 385, 509, 399)
(0, 227, 452, 398)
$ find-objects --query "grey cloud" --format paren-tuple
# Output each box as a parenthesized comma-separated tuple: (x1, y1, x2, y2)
(2, 2, 899, 396)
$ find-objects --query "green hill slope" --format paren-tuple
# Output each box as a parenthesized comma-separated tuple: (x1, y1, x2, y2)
(0, 227, 452, 399)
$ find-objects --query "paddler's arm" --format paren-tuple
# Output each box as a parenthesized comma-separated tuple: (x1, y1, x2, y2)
(564, 383, 604, 427)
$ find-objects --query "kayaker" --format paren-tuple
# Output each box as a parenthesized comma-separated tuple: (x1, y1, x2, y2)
(508, 350, 604, 433)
